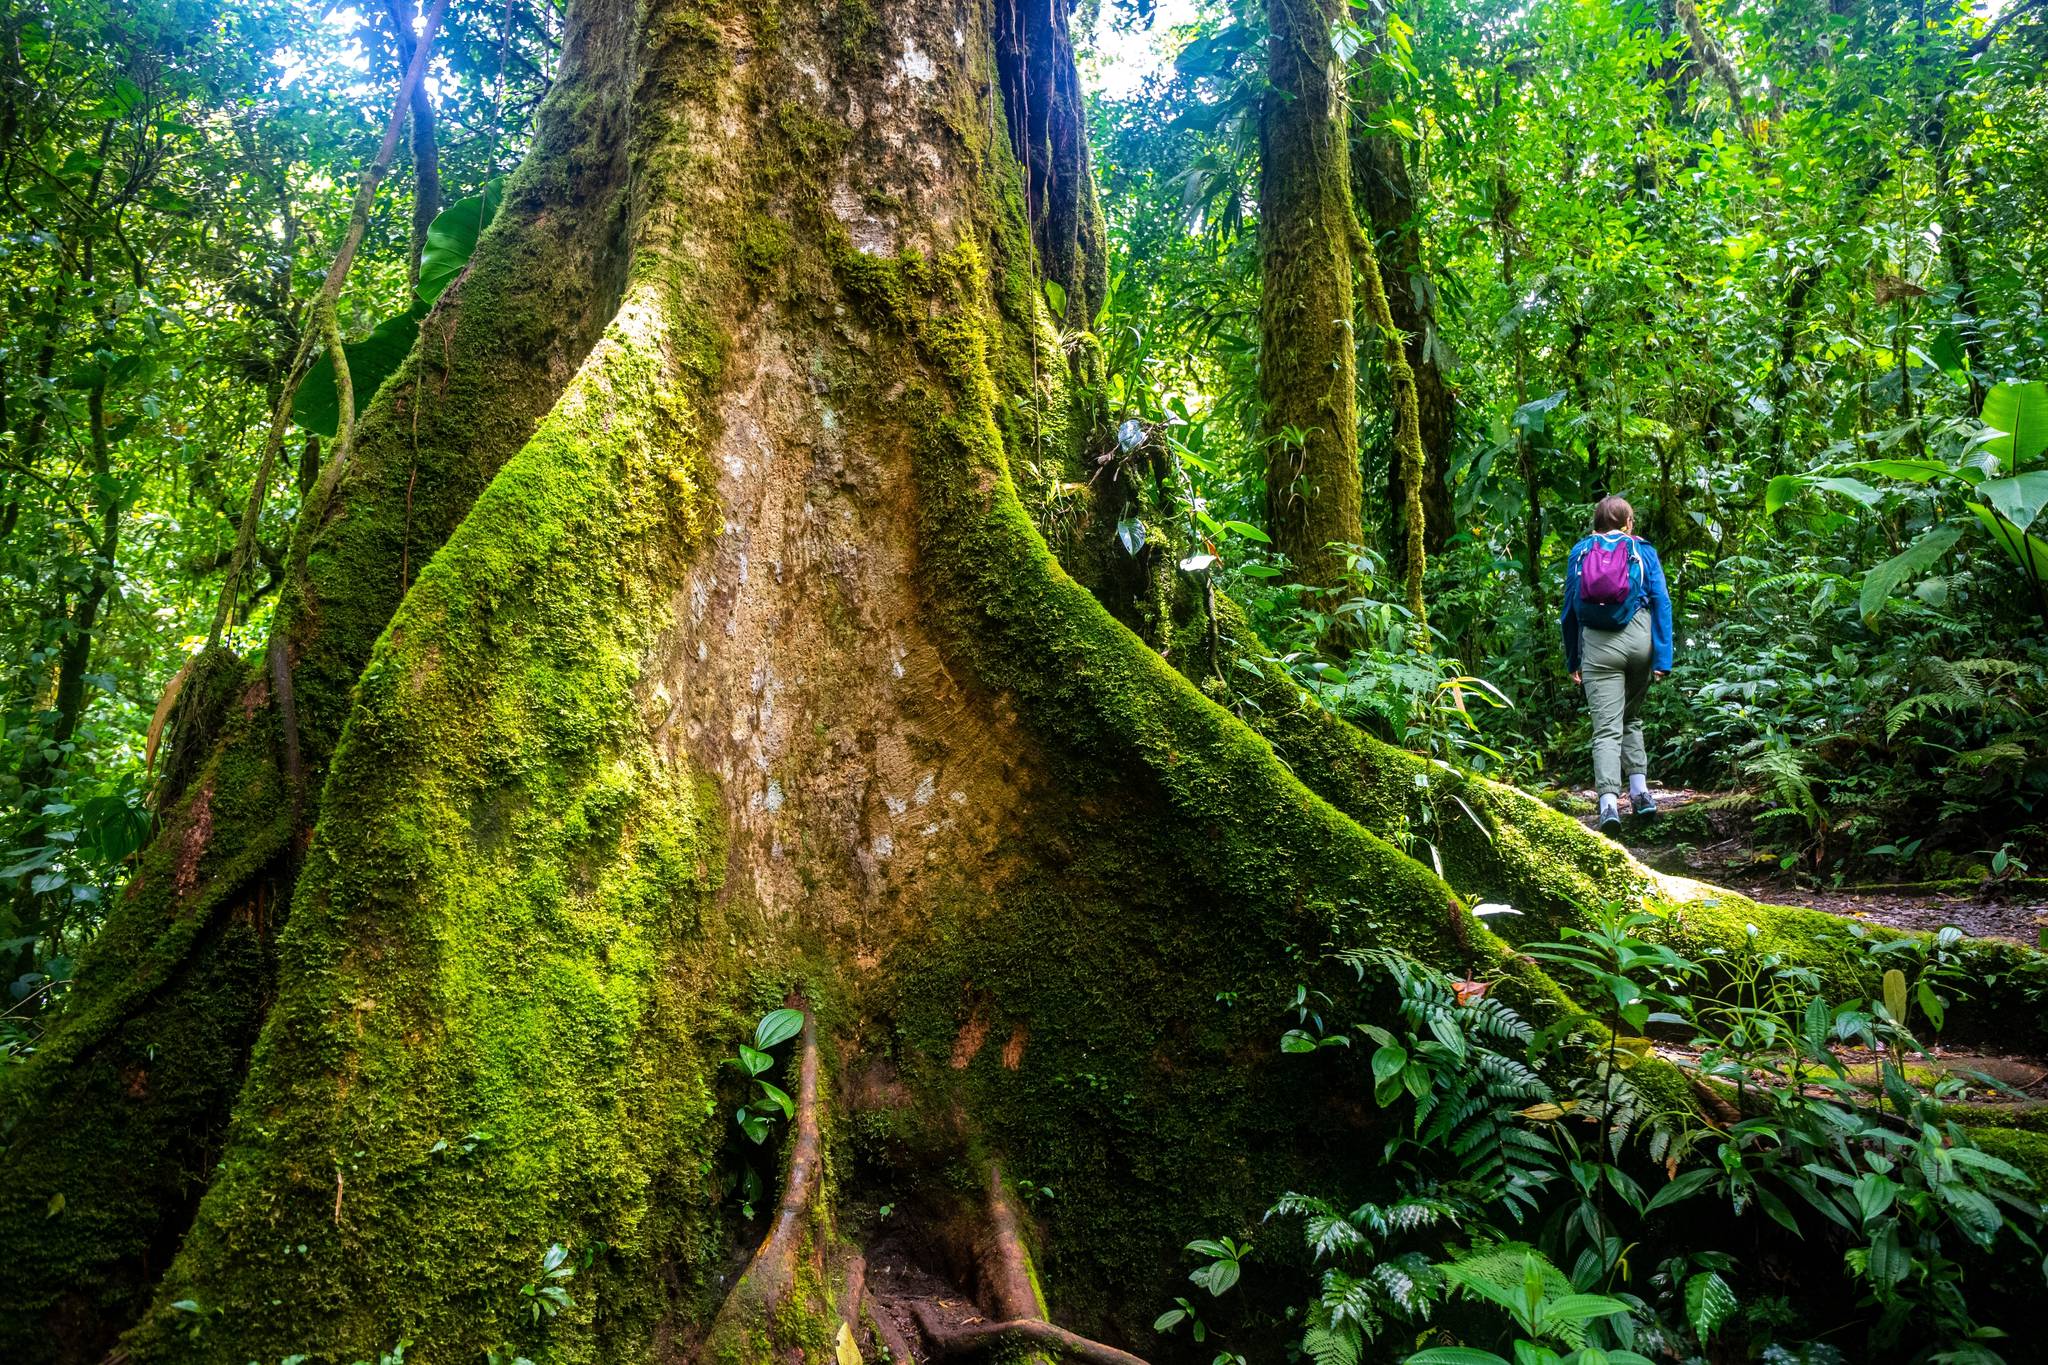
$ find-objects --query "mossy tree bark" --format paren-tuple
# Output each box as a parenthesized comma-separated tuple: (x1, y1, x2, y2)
(1258, 0, 1362, 588)
(5, 3, 2045, 1364)
(1349, 187, 1430, 625)
(1350, 29, 1454, 561)
(0, 0, 641, 1347)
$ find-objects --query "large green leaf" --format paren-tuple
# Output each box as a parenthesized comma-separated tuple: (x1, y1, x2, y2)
(1811, 475, 1883, 508)
(1764, 473, 1806, 514)
(291, 302, 427, 438)
(1859, 523, 1960, 626)
(417, 178, 504, 306)
(1981, 380, 2048, 470)
(1978, 470, 2048, 533)
(1846, 458, 1951, 484)
(1966, 503, 2048, 586)
(1923, 325, 1969, 380)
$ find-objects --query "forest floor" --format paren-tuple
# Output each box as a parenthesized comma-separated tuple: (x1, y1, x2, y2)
(1574, 787, 2048, 945)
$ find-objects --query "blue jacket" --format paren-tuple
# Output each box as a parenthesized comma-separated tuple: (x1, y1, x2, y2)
(1560, 534, 1673, 674)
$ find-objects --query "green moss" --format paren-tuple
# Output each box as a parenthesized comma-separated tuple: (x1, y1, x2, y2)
(776, 102, 853, 166)
(1963, 1127, 2048, 1186)
(830, 0, 877, 63)
(741, 219, 796, 288)
(116, 292, 734, 1364)
(804, 160, 1528, 1332)
(0, 50, 650, 1357)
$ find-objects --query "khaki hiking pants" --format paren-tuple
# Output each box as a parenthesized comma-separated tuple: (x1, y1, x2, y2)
(1581, 610, 1651, 798)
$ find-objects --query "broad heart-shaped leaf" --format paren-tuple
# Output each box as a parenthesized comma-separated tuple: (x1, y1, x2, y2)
(754, 1006, 805, 1050)
(1764, 473, 1807, 514)
(292, 302, 427, 437)
(1981, 379, 2048, 470)
(1402, 1350, 1512, 1365)
(1978, 470, 2048, 532)
(1859, 523, 1961, 626)
(417, 178, 505, 306)
(1966, 503, 2048, 585)
(1041, 277, 1067, 320)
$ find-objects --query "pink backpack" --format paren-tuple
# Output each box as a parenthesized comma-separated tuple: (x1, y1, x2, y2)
(1579, 533, 1642, 606)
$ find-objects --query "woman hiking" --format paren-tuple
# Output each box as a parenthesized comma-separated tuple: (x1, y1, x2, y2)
(1560, 495, 1674, 837)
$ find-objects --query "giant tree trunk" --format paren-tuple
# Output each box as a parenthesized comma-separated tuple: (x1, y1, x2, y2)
(5, 3, 2044, 1364)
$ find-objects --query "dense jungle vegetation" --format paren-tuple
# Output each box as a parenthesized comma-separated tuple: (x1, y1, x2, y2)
(3, 0, 2048, 1363)
(1083, 0, 2048, 886)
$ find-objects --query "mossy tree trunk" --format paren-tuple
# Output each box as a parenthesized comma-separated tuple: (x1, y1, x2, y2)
(1351, 44, 1454, 562)
(1258, 0, 1362, 588)
(4, 3, 2043, 1364)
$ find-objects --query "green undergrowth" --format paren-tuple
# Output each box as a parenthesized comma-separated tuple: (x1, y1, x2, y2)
(117, 289, 735, 1364)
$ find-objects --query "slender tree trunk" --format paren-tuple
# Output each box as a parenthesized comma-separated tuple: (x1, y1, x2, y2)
(1927, 97, 1987, 414)
(44, 382, 122, 760)
(388, 0, 445, 290)
(1353, 200, 1429, 626)
(993, 0, 1105, 328)
(1494, 161, 1541, 605)
(1764, 264, 1819, 472)
(1260, 0, 1362, 587)
(1352, 84, 1454, 560)
(6, 6, 2035, 1365)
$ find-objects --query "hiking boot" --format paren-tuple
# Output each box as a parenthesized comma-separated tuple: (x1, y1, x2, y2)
(1597, 794, 1622, 838)
(1630, 788, 1658, 818)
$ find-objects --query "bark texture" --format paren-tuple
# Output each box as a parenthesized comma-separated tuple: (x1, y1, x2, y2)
(993, 0, 1107, 328)
(1259, 0, 1362, 587)
(6, 4, 2046, 1365)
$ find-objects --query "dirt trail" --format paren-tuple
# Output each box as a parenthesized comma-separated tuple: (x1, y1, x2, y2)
(1574, 787, 2048, 946)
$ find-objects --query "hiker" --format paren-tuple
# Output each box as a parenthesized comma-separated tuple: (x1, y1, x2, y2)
(1560, 495, 1673, 837)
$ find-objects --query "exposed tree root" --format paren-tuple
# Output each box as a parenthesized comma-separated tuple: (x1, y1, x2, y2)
(862, 1287, 920, 1365)
(974, 1163, 1045, 1321)
(697, 1007, 841, 1365)
(907, 1302, 1150, 1365)
(750, 1006, 826, 1304)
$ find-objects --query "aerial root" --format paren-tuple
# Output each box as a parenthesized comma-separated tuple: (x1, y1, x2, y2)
(906, 1303, 1151, 1365)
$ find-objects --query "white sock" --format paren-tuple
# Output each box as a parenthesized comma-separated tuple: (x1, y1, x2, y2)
(1628, 773, 1650, 800)
(1599, 793, 1620, 821)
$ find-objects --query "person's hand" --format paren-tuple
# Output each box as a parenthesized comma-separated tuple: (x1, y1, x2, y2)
(1569, 671, 1582, 686)
(1653, 670, 1670, 682)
